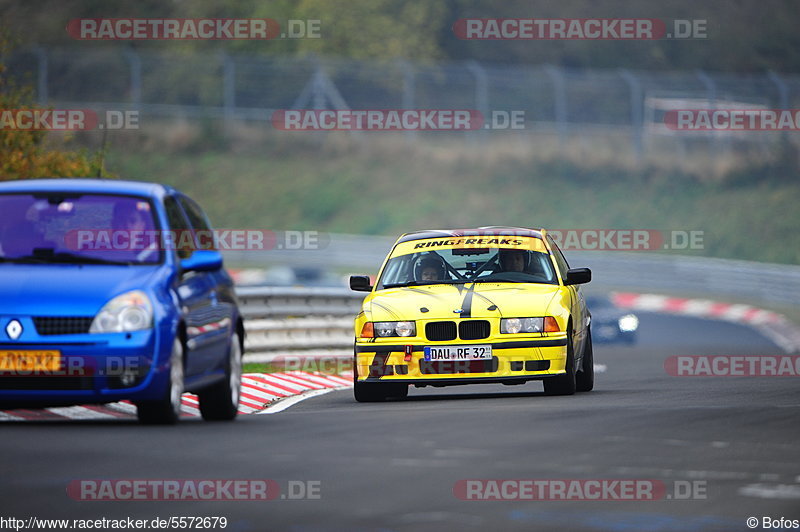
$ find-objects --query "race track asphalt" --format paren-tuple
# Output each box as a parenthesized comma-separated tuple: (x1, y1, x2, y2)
(1, 311, 797, 532)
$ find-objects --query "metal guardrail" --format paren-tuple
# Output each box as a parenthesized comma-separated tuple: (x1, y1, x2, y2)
(237, 286, 363, 361)
(236, 286, 364, 318)
(566, 251, 800, 307)
(235, 250, 800, 361)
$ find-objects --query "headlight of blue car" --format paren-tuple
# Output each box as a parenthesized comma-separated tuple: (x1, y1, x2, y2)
(89, 290, 154, 333)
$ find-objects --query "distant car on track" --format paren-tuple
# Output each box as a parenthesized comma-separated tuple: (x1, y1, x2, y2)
(0, 179, 243, 423)
(585, 295, 639, 345)
(349, 227, 593, 401)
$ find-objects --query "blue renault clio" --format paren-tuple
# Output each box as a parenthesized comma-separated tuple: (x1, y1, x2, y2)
(0, 179, 243, 423)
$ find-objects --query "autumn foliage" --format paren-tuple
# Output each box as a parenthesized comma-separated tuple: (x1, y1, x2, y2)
(0, 35, 109, 181)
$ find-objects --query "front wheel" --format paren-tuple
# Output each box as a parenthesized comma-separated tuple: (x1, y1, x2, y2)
(576, 328, 594, 392)
(199, 332, 242, 421)
(543, 327, 576, 396)
(137, 337, 184, 424)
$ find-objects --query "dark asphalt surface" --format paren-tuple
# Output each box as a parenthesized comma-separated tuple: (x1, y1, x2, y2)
(1, 312, 798, 532)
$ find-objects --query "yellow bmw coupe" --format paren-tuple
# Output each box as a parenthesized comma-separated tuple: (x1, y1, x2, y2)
(350, 227, 593, 401)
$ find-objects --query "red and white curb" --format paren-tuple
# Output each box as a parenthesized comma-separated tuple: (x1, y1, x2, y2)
(0, 371, 353, 422)
(228, 268, 269, 285)
(611, 292, 800, 353)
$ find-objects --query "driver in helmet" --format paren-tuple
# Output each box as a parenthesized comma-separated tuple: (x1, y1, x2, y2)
(498, 248, 528, 273)
(414, 254, 447, 282)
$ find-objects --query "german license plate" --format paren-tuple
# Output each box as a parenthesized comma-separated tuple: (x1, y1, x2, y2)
(0, 350, 61, 372)
(423, 345, 492, 361)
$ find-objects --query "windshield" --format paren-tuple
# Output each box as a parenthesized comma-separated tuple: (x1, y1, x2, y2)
(377, 241, 558, 289)
(0, 193, 161, 265)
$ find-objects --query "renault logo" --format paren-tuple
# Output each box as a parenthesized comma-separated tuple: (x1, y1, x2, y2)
(5, 319, 22, 340)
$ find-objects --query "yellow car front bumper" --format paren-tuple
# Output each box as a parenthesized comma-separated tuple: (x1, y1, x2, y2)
(355, 335, 569, 385)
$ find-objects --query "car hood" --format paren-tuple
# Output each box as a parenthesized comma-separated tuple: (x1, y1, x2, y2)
(366, 283, 561, 320)
(0, 264, 165, 316)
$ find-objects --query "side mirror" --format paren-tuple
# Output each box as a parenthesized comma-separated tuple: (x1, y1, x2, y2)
(349, 275, 373, 292)
(181, 250, 223, 272)
(564, 267, 591, 285)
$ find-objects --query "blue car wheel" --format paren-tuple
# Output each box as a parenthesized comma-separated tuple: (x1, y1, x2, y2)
(136, 337, 184, 424)
(198, 332, 242, 421)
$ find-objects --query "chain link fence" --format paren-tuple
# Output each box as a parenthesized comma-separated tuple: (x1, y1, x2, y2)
(7, 47, 800, 155)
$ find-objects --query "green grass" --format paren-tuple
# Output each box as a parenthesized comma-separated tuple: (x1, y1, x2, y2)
(242, 362, 283, 374)
(243, 360, 352, 375)
(102, 132, 800, 266)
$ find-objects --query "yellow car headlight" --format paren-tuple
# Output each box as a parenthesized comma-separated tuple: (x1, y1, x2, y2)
(500, 316, 560, 334)
(369, 321, 416, 338)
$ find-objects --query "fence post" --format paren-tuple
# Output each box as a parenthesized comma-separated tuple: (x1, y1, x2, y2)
(695, 69, 722, 156)
(544, 65, 567, 144)
(695, 69, 717, 108)
(221, 52, 235, 126)
(619, 69, 644, 162)
(312, 61, 326, 110)
(767, 70, 789, 110)
(398, 59, 416, 143)
(35, 47, 48, 105)
(122, 49, 141, 109)
(466, 61, 488, 144)
(767, 71, 791, 160)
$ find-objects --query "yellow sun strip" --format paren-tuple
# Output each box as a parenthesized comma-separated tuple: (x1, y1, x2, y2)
(390, 235, 548, 258)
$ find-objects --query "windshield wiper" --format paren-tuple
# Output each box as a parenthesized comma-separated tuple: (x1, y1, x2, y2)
(382, 280, 468, 289)
(471, 276, 553, 284)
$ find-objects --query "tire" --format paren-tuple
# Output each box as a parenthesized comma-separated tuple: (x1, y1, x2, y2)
(137, 337, 184, 424)
(199, 332, 242, 421)
(576, 327, 594, 392)
(543, 326, 576, 396)
(354, 381, 408, 402)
